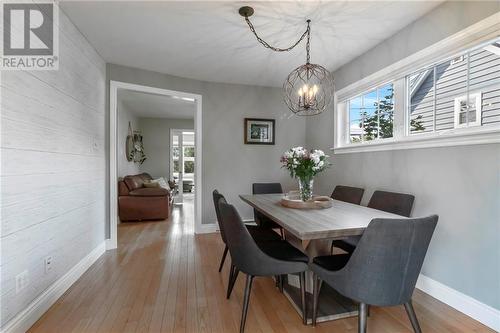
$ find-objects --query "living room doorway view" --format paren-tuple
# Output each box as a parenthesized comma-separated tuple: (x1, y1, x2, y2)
(170, 130, 196, 205)
(110, 81, 202, 248)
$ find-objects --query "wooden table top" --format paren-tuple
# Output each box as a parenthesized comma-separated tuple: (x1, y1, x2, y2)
(240, 193, 404, 241)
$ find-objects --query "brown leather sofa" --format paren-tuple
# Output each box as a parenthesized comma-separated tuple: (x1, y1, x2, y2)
(118, 173, 173, 221)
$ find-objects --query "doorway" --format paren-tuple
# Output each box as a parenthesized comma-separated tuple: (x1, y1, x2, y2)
(170, 129, 196, 205)
(108, 81, 202, 250)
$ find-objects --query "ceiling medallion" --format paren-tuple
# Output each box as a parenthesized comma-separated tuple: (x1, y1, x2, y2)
(239, 6, 334, 116)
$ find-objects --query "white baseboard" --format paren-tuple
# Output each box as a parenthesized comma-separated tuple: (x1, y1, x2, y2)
(195, 223, 219, 234)
(105, 238, 117, 250)
(1, 242, 106, 333)
(416, 274, 500, 332)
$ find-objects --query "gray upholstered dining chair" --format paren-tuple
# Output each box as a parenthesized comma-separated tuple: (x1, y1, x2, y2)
(333, 190, 415, 254)
(330, 185, 365, 253)
(330, 185, 365, 205)
(212, 190, 281, 273)
(213, 190, 230, 272)
(368, 190, 415, 217)
(252, 183, 285, 238)
(218, 199, 309, 332)
(311, 215, 438, 333)
(213, 190, 284, 300)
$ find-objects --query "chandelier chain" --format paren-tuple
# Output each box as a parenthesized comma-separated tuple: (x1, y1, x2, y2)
(305, 20, 311, 64)
(239, 7, 333, 116)
(244, 16, 311, 61)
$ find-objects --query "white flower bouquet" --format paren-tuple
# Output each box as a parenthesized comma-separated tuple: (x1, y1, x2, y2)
(280, 147, 329, 201)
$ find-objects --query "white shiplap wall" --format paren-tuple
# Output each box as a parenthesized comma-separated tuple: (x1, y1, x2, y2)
(0, 8, 106, 329)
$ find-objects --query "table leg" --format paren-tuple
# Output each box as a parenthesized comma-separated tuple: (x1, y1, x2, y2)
(282, 232, 359, 324)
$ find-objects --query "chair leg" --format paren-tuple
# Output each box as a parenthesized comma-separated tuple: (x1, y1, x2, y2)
(228, 263, 234, 284)
(240, 275, 254, 333)
(358, 303, 368, 333)
(312, 275, 322, 326)
(404, 300, 422, 333)
(278, 274, 284, 293)
(280, 228, 285, 240)
(299, 272, 307, 325)
(227, 265, 239, 299)
(226, 264, 234, 299)
(218, 245, 228, 272)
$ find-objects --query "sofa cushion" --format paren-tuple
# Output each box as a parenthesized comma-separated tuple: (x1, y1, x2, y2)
(124, 175, 144, 191)
(118, 180, 130, 196)
(129, 187, 169, 197)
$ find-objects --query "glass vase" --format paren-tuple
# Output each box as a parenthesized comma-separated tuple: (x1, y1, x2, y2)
(298, 178, 314, 202)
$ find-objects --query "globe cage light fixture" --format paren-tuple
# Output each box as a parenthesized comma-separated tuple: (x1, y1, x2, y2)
(239, 6, 334, 116)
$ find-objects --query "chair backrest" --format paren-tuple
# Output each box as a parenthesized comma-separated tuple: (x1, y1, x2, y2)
(252, 183, 283, 195)
(331, 185, 364, 205)
(338, 215, 438, 306)
(212, 190, 227, 243)
(367, 190, 415, 217)
(218, 200, 305, 276)
(252, 183, 283, 225)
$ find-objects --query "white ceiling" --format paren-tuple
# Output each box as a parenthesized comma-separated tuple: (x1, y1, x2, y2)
(118, 89, 195, 119)
(61, 1, 443, 87)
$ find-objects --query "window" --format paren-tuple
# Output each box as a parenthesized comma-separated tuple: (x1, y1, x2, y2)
(184, 160, 194, 173)
(171, 131, 195, 181)
(184, 146, 195, 157)
(407, 40, 500, 134)
(183, 146, 195, 174)
(454, 93, 482, 128)
(334, 34, 500, 153)
(348, 83, 394, 143)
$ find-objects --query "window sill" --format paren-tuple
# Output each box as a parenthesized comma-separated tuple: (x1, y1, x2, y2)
(332, 127, 500, 154)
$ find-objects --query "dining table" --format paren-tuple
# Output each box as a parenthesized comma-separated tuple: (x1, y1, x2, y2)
(239, 193, 405, 324)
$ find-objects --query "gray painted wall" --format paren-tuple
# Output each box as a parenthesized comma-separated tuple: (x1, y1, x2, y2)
(0, 10, 106, 327)
(117, 99, 140, 177)
(138, 117, 194, 179)
(107, 64, 306, 227)
(306, 1, 500, 310)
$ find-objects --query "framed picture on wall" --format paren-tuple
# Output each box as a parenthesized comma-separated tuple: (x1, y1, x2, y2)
(244, 118, 275, 145)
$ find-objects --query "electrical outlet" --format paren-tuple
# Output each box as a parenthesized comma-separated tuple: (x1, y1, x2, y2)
(15, 270, 29, 294)
(44, 256, 53, 273)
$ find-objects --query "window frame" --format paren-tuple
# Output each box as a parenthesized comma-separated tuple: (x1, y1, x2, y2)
(333, 17, 500, 154)
(347, 82, 395, 144)
(453, 92, 482, 129)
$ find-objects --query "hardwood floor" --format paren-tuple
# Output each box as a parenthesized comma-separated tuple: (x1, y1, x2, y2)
(29, 198, 493, 333)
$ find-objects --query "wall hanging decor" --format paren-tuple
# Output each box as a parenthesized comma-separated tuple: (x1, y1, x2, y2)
(244, 118, 275, 145)
(126, 122, 146, 164)
(239, 6, 334, 116)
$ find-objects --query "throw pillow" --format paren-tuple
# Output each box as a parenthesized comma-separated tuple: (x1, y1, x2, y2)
(154, 177, 171, 190)
(143, 180, 160, 188)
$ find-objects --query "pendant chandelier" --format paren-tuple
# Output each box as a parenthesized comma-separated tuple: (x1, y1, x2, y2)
(239, 6, 334, 116)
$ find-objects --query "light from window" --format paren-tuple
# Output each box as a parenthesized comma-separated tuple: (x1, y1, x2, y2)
(348, 83, 394, 143)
